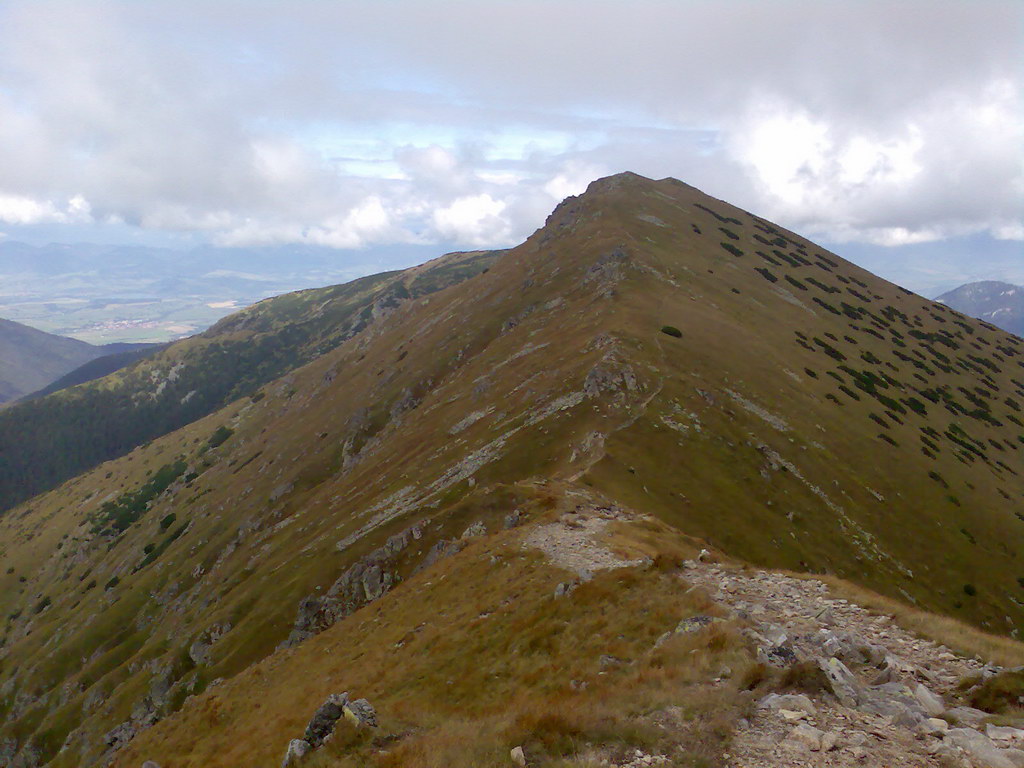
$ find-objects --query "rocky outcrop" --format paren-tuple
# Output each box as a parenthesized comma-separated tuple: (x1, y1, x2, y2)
(281, 692, 377, 767)
(280, 738, 310, 768)
(303, 693, 351, 747)
(283, 522, 425, 647)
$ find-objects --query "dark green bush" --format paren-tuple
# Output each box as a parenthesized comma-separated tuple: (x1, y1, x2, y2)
(207, 426, 235, 449)
(660, 325, 683, 338)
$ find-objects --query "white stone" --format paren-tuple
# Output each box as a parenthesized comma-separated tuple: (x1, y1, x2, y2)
(511, 745, 527, 766)
(787, 723, 824, 751)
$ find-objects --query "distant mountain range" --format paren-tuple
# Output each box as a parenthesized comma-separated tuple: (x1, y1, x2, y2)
(0, 317, 155, 403)
(0, 240, 444, 344)
(937, 280, 1024, 337)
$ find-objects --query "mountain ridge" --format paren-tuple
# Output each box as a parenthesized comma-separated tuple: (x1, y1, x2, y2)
(1, 172, 1023, 768)
(938, 280, 1024, 337)
(0, 318, 153, 404)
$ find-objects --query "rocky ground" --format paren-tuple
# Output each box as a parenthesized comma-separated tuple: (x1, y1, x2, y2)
(683, 561, 1022, 768)
(524, 507, 1024, 768)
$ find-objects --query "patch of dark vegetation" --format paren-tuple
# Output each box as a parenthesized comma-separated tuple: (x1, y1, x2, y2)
(660, 326, 683, 339)
(206, 426, 235, 449)
(694, 202, 742, 225)
(87, 459, 188, 537)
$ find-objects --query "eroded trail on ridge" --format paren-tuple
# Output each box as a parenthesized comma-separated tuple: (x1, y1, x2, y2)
(684, 562, 1014, 768)
(523, 504, 1020, 768)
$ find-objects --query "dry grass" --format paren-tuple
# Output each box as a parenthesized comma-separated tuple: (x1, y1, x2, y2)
(113, 517, 755, 768)
(793, 571, 1024, 668)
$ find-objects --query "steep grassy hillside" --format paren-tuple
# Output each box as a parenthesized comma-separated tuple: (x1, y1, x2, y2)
(0, 250, 498, 513)
(1, 173, 1022, 767)
(0, 319, 105, 403)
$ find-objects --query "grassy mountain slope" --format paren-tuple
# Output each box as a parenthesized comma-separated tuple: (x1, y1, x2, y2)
(0, 319, 106, 404)
(1, 173, 1022, 767)
(0, 250, 498, 514)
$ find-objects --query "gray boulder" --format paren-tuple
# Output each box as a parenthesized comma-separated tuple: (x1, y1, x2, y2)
(913, 682, 946, 717)
(303, 692, 350, 748)
(787, 723, 824, 750)
(344, 698, 378, 728)
(758, 693, 817, 714)
(819, 657, 861, 708)
(280, 739, 310, 768)
(945, 728, 1017, 768)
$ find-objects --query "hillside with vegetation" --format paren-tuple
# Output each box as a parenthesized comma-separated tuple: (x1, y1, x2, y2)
(0, 319, 114, 404)
(0, 250, 498, 513)
(1, 173, 1023, 768)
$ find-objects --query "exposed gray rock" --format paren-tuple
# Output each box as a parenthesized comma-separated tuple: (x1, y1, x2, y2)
(343, 698, 378, 728)
(511, 745, 527, 766)
(819, 657, 861, 708)
(945, 728, 1017, 768)
(503, 510, 523, 529)
(758, 693, 817, 714)
(758, 642, 798, 667)
(461, 521, 487, 539)
(913, 682, 946, 717)
(280, 738, 310, 768)
(787, 723, 824, 750)
(142, 762, 162, 768)
(303, 692, 350, 747)
(285, 522, 426, 647)
(989, 725, 1024, 743)
(946, 706, 991, 727)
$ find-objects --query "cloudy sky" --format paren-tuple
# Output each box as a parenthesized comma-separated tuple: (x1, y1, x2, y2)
(0, 0, 1020, 294)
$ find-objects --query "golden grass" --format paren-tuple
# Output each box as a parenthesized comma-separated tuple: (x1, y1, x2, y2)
(782, 569, 1024, 668)
(113, 518, 754, 768)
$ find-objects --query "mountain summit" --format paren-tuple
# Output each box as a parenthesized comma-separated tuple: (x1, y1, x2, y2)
(938, 280, 1024, 337)
(2, 173, 1023, 767)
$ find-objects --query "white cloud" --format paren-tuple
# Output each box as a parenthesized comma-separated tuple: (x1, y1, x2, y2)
(432, 194, 509, 246)
(0, 0, 1018, 262)
(0, 193, 93, 225)
(993, 222, 1024, 241)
